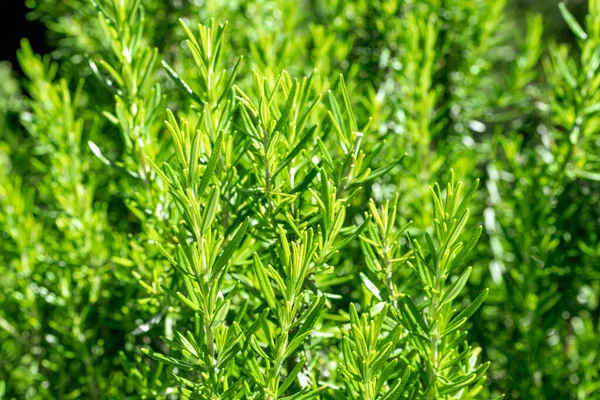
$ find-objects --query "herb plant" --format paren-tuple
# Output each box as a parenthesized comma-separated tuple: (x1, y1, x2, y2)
(1, 0, 599, 399)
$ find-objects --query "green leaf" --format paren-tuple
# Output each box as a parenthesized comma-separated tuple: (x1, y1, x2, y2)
(438, 372, 476, 395)
(280, 386, 326, 400)
(250, 335, 270, 360)
(349, 303, 360, 326)
(97, 60, 125, 88)
(360, 272, 382, 300)
(294, 295, 326, 338)
(357, 154, 405, 184)
(403, 296, 428, 334)
(441, 267, 472, 306)
(88, 141, 138, 180)
(272, 79, 297, 135)
(253, 254, 278, 311)
(574, 169, 600, 181)
(441, 316, 467, 337)
(339, 74, 358, 133)
(382, 367, 410, 400)
(327, 91, 348, 148)
(370, 342, 394, 375)
(211, 300, 230, 329)
(201, 186, 220, 234)
(272, 125, 317, 179)
(456, 179, 479, 220)
(212, 219, 250, 281)
(162, 60, 204, 105)
(559, 3, 587, 41)
(177, 292, 201, 312)
(278, 357, 306, 396)
(453, 288, 489, 322)
(552, 48, 577, 89)
(283, 331, 311, 360)
(450, 226, 482, 272)
(291, 164, 320, 194)
(142, 348, 198, 370)
(197, 130, 223, 197)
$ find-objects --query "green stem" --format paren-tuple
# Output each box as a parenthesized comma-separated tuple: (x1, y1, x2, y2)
(382, 241, 397, 310)
(427, 252, 443, 399)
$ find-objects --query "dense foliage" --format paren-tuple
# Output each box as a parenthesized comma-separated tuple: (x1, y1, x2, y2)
(1, 0, 599, 399)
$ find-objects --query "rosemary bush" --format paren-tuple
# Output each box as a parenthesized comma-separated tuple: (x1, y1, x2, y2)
(0, 0, 599, 399)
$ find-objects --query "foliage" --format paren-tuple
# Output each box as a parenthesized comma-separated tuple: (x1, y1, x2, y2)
(1, 0, 599, 399)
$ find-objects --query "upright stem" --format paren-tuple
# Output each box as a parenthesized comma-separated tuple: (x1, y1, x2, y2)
(426, 253, 443, 399)
(383, 246, 397, 310)
(427, 296, 440, 400)
(336, 132, 362, 199)
(267, 309, 292, 399)
(206, 326, 215, 362)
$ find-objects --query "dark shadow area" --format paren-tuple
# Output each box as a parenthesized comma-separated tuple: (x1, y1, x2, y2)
(0, 1, 50, 72)
(515, 0, 587, 43)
